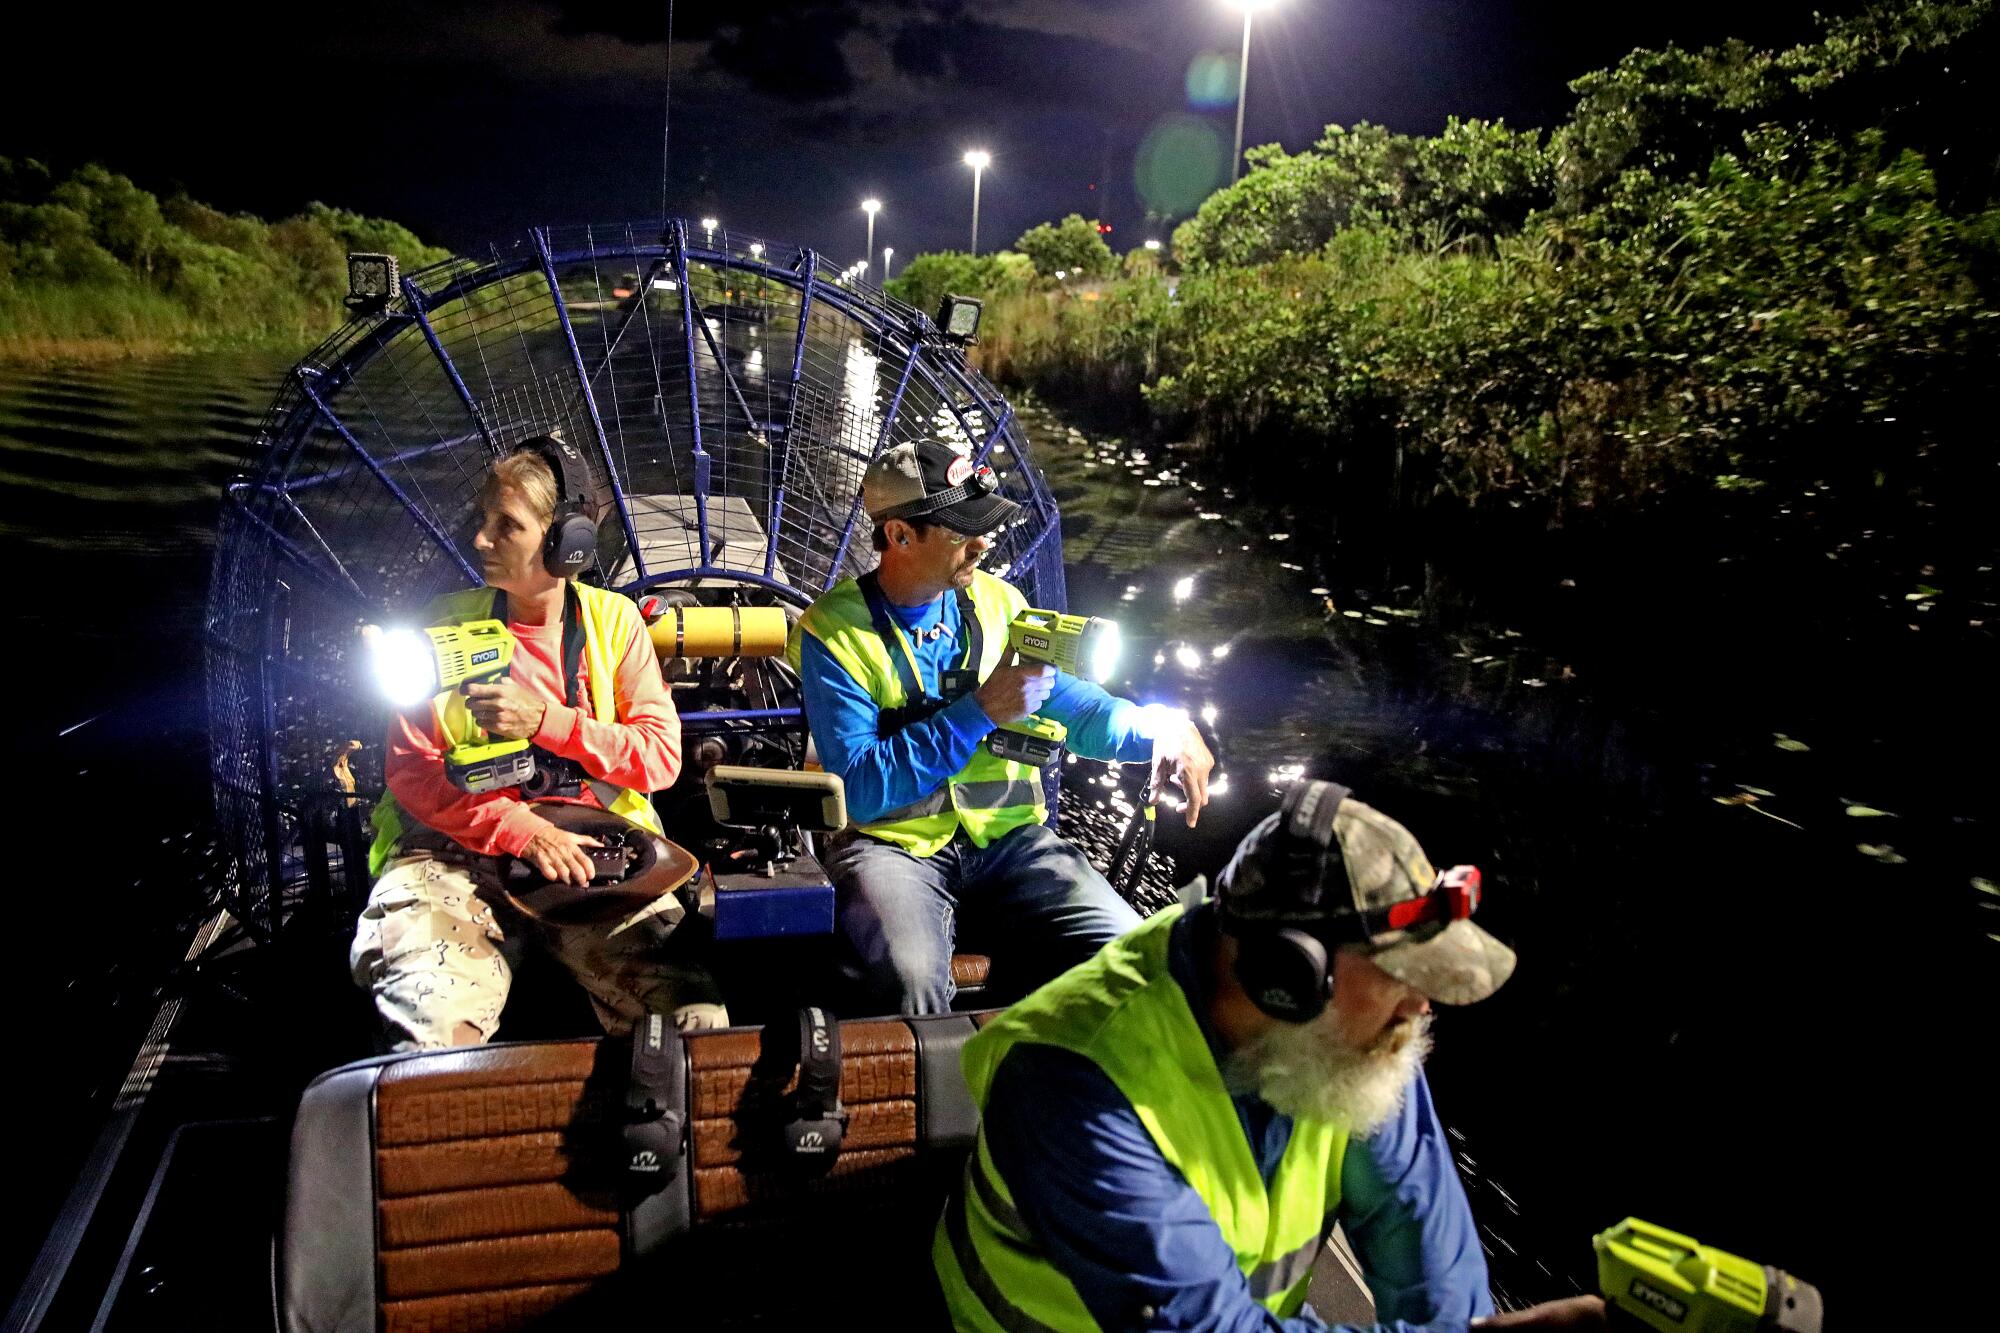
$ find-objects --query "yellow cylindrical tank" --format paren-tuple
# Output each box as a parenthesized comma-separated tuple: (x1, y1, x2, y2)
(648, 605, 789, 659)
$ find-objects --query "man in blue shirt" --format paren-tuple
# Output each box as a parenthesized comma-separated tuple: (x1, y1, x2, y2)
(793, 439, 1212, 1015)
(942, 781, 1606, 1331)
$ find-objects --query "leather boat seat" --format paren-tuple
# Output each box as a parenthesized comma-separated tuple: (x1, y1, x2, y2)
(949, 952, 990, 1008)
(282, 1012, 985, 1332)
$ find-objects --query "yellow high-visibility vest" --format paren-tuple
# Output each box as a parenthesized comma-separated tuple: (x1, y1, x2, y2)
(792, 569, 1045, 857)
(935, 906, 1348, 1331)
(368, 582, 664, 876)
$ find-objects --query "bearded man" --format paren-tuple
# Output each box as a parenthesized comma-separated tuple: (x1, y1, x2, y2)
(935, 781, 1606, 1332)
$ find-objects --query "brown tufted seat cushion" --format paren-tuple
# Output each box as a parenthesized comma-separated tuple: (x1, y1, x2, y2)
(284, 1013, 989, 1333)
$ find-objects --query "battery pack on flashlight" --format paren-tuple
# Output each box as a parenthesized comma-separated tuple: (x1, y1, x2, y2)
(985, 715, 1068, 767)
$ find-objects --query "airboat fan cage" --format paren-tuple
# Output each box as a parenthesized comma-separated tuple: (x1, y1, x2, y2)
(204, 220, 1066, 936)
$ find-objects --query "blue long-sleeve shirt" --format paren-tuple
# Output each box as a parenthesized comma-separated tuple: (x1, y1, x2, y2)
(798, 581, 1160, 823)
(981, 905, 1494, 1333)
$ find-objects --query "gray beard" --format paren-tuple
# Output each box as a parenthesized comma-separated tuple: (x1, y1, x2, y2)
(1221, 1012, 1434, 1136)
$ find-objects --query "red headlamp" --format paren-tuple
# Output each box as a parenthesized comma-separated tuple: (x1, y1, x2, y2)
(1373, 865, 1481, 935)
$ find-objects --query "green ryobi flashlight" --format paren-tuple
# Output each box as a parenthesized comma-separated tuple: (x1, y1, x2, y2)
(365, 620, 538, 793)
(1594, 1218, 1822, 1333)
(984, 609, 1122, 766)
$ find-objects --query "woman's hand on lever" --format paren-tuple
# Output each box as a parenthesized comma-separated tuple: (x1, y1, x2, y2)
(522, 822, 603, 886)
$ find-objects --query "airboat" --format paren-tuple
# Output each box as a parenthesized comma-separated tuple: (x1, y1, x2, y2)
(10, 220, 1375, 1333)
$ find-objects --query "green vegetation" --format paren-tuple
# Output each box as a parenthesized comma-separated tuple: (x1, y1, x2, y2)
(0, 160, 450, 361)
(894, 0, 2000, 527)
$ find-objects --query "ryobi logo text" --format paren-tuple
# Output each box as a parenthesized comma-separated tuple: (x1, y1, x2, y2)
(1022, 633, 1051, 652)
(1627, 1280, 1688, 1323)
(470, 648, 500, 666)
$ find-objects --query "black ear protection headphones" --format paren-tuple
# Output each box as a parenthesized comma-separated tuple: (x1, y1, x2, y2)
(1222, 779, 1353, 1024)
(514, 435, 596, 577)
(1220, 779, 1487, 1024)
(744, 1006, 847, 1178)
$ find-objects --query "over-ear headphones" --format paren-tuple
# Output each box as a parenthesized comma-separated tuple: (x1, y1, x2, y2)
(1221, 779, 1352, 1024)
(515, 435, 596, 577)
(744, 1006, 847, 1178)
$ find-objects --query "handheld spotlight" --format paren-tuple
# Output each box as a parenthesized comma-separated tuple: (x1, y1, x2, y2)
(364, 620, 538, 793)
(984, 609, 1122, 766)
(1594, 1218, 1821, 1332)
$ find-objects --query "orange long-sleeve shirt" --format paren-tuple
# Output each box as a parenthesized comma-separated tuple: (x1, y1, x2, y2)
(383, 598, 681, 857)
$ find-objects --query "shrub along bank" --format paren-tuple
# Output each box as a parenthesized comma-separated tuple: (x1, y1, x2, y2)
(889, 1, 2000, 537)
(0, 160, 451, 360)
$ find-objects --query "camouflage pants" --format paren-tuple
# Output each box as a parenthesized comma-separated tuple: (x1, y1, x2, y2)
(349, 849, 721, 1051)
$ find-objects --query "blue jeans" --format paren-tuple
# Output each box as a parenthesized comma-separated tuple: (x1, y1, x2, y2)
(826, 822, 1141, 1015)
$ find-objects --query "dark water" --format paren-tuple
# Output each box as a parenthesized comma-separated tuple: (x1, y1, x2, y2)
(2, 354, 1985, 1319)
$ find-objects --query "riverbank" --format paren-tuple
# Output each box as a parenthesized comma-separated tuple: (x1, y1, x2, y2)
(0, 159, 449, 370)
(0, 329, 310, 366)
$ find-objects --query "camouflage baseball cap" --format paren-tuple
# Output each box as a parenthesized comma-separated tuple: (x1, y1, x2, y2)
(1216, 783, 1517, 1005)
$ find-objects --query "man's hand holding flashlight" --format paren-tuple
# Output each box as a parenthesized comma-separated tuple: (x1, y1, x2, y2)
(464, 678, 550, 740)
(976, 655, 1057, 724)
(522, 821, 603, 886)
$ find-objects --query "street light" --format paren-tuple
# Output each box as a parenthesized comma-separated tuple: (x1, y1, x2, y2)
(701, 216, 718, 245)
(1224, 0, 1279, 183)
(748, 242, 764, 259)
(963, 150, 991, 255)
(881, 246, 894, 278)
(861, 198, 882, 278)
(1144, 238, 1162, 251)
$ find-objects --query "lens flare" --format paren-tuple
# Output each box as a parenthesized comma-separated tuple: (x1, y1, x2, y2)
(1185, 52, 1239, 109)
(1135, 115, 1227, 218)
(370, 627, 439, 707)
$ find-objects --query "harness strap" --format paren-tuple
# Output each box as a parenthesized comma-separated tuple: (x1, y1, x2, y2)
(857, 571, 984, 711)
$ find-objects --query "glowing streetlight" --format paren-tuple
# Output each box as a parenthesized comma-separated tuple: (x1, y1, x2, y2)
(1144, 238, 1162, 251)
(881, 246, 894, 277)
(701, 216, 718, 245)
(1224, 0, 1280, 183)
(963, 150, 991, 255)
(861, 197, 882, 278)
(748, 241, 764, 259)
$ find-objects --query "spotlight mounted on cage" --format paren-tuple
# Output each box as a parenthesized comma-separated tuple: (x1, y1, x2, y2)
(935, 294, 983, 345)
(345, 253, 399, 313)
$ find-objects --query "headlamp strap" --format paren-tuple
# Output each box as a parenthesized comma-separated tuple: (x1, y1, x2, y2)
(873, 464, 997, 523)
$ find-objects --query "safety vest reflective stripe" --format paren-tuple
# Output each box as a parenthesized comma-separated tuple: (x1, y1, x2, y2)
(367, 582, 662, 876)
(968, 1150, 1029, 1237)
(936, 906, 1347, 1332)
(1247, 1224, 1329, 1299)
(795, 570, 1046, 857)
(941, 1188, 1063, 1333)
(874, 788, 951, 825)
(954, 778, 1046, 812)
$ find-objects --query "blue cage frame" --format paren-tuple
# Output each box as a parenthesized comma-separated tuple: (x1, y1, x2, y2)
(203, 220, 1067, 942)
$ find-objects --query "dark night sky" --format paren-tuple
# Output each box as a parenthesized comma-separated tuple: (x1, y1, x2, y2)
(7, 1, 1863, 263)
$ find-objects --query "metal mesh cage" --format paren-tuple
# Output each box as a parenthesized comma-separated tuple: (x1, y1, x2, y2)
(203, 221, 1066, 932)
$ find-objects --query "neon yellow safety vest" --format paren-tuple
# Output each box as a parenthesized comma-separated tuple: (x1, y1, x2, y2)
(935, 906, 1349, 1332)
(791, 569, 1045, 857)
(368, 582, 665, 877)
